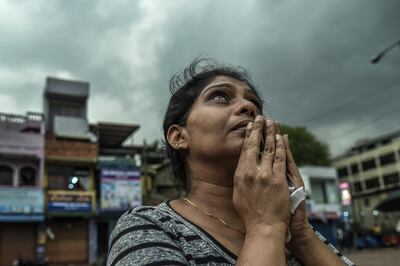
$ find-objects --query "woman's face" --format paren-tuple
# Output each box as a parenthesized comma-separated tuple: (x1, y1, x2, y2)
(183, 75, 263, 164)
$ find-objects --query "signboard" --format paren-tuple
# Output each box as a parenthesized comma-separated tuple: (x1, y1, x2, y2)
(47, 191, 94, 212)
(0, 187, 44, 214)
(100, 168, 141, 211)
(339, 182, 352, 206)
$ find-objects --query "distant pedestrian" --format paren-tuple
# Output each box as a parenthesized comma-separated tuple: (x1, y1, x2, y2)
(336, 227, 345, 250)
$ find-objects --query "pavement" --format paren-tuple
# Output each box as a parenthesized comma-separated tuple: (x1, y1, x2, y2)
(343, 247, 400, 266)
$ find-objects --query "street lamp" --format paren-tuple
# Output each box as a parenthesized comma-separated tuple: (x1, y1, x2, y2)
(370, 38, 400, 64)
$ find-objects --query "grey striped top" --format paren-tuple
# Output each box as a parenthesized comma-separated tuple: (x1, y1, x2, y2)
(107, 202, 355, 266)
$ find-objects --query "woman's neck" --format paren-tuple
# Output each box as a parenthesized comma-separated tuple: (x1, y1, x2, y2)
(185, 177, 244, 229)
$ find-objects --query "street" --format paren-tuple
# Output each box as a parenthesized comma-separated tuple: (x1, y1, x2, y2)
(344, 247, 400, 266)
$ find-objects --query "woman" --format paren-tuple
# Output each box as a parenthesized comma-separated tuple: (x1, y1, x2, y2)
(107, 59, 355, 266)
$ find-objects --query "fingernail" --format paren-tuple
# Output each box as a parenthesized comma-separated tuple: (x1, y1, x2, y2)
(247, 122, 253, 130)
(267, 119, 273, 125)
(275, 134, 280, 140)
(255, 115, 263, 122)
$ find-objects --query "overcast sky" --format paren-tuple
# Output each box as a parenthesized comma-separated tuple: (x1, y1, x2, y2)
(1, 0, 399, 157)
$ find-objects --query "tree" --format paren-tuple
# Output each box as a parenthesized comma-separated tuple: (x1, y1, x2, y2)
(279, 124, 330, 166)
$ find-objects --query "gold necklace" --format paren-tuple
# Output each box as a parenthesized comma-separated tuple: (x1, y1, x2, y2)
(182, 197, 246, 235)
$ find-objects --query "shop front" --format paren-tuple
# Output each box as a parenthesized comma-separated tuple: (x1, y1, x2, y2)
(45, 190, 96, 265)
(0, 187, 45, 266)
(96, 166, 141, 263)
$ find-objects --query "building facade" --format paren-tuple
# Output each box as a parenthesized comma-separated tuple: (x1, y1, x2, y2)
(92, 122, 142, 264)
(0, 112, 46, 266)
(333, 129, 400, 231)
(0, 76, 161, 265)
(43, 77, 99, 265)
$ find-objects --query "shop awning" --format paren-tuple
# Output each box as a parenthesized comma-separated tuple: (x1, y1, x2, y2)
(0, 214, 44, 222)
(375, 189, 400, 212)
(94, 122, 139, 148)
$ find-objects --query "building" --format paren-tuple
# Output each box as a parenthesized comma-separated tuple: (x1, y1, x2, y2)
(150, 161, 180, 204)
(43, 77, 99, 265)
(91, 122, 142, 264)
(299, 166, 341, 245)
(333, 129, 400, 231)
(0, 112, 46, 266)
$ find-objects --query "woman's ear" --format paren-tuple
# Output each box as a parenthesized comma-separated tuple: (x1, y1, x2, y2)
(167, 125, 189, 150)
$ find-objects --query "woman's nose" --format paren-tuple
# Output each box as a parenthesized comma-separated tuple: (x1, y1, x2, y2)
(236, 99, 256, 117)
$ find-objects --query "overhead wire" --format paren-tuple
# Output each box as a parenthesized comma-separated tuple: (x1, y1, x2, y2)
(301, 80, 400, 124)
(330, 101, 400, 138)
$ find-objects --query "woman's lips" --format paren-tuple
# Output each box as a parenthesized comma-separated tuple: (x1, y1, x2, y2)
(231, 120, 253, 131)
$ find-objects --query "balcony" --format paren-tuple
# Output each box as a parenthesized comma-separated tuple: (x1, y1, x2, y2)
(45, 139, 98, 162)
(0, 112, 44, 157)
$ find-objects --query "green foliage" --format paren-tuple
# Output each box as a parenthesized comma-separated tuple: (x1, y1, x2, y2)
(279, 124, 330, 166)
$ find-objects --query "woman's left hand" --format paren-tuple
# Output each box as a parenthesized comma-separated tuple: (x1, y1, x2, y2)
(282, 134, 310, 241)
(281, 133, 348, 266)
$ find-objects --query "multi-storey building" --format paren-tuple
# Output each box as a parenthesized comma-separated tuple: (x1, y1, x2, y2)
(91, 122, 142, 264)
(1, 75, 166, 264)
(0, 112, 46, 266)
(43, 77, 99, 265)
(333, 129, 400, 231)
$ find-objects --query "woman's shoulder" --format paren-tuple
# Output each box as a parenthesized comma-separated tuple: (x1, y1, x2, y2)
(107, 202, 189, 266)
(113, 202, 174, 231)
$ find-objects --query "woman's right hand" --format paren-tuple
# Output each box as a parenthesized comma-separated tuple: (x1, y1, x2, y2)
(232, 115, 291, 232)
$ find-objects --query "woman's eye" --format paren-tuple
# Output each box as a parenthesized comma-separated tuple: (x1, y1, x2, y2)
(210, 92, 229, 102)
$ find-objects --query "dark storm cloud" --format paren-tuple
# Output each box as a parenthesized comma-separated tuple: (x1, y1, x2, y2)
(1, 0, 399, 156)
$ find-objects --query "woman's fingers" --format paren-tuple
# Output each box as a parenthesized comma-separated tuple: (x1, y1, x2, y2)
(283, 134, 304, 188)
(241, 115, 265, 166)
(276, 121, 281, 135)
(272, 134, 286, 176)
(260, 118, 276, 171)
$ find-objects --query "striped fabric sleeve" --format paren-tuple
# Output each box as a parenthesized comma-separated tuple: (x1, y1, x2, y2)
(312, 227, 356, 266)
(107, 209, 189, 266)
(285, 224, 356, 266)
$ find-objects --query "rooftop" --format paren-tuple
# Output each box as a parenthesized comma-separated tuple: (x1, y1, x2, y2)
(92, 122, 140, 149)
(334, 128, 400, 160)
(0, 112, 44, 131)
(44, 77, 89, 99)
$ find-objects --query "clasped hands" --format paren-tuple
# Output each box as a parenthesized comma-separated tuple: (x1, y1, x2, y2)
(233, 115, 310, 245)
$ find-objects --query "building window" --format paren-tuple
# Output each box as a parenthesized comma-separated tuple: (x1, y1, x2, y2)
(364, 198, 370, 207)
(0, 165, 13, 185)
(310, 179, 338, 204)
(379, 152, 396, 166)
(383, 172, 400, 186)
(48, 166, 90, 191)
(362, 158, 376, 171)
(337, 167, 348, 179)
(365, 177, 380, 190)
(353, 182, 362, 193)
(351, 163, 359, 175)
(19, 166, 36, 186)
(362, 144, 376, 152)
(53, 104, 82, 117)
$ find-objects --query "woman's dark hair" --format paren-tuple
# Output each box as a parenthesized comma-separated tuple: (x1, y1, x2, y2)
(162, 57, 263, 194)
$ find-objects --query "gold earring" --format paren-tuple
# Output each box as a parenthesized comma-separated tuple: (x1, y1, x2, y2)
(175, 140, 184, 146)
